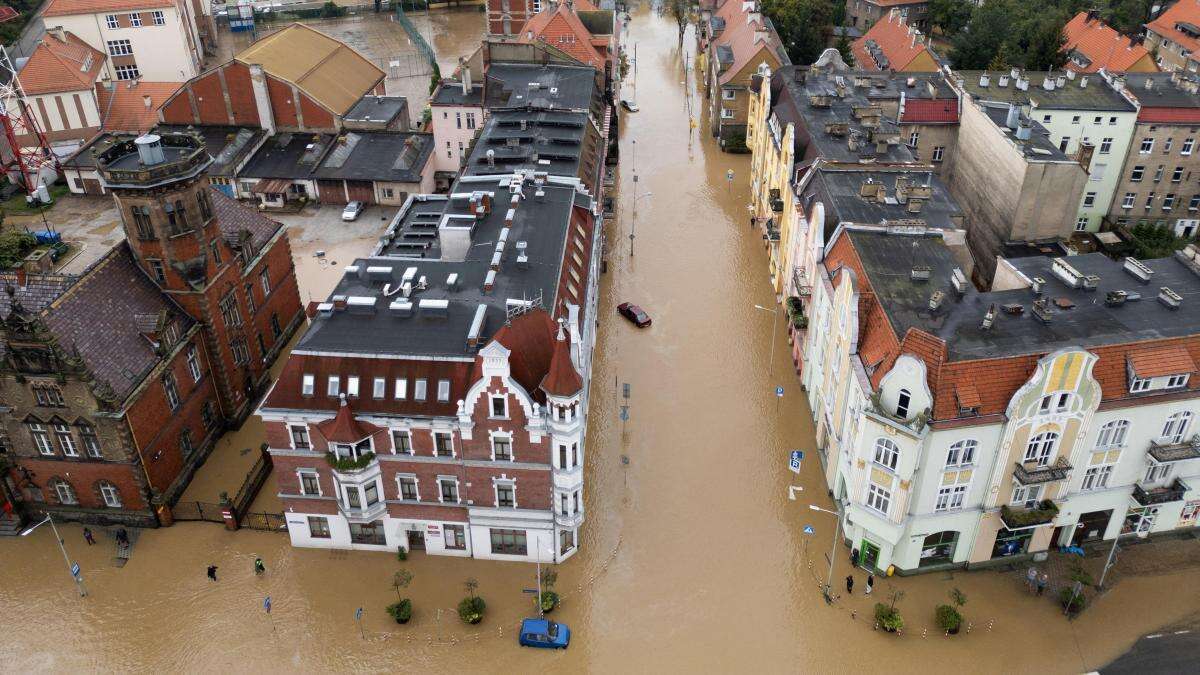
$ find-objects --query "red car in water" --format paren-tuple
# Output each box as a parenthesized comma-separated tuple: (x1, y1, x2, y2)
(617, 302, 652, 328)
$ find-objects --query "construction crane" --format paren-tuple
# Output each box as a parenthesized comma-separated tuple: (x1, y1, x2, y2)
(0, 43, 59, 195)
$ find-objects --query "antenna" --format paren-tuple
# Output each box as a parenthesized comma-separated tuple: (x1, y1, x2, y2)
(0, 44, 60, 194)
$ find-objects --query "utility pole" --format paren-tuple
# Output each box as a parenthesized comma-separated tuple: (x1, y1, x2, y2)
(1099, 508, 1145, 590)
(21, 514, 86, 597)
(809, 504, 841, 604)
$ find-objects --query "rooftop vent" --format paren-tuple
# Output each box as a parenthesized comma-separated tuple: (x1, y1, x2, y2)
(982, 304, 997, 329)
(950, 268, 968, 295)
(1031, 298, 1053, 323)
(998, 75, 1010, 88)
(1081, 274, 1100, 291)
(1123, 257, 1154, 282)
(1105, 290, 1128, 306)
(1158, 286, 1182, 309)
(344, 264, 361, 275)
(490, 250, 502, 270)
(418, 298, 450, 318)
(483, 269, 496, 292)
(401, 266, 418, 284)
(1001, 303, 1025, 315)
(910, 265, 932, 281)
(366, 265, 392, 281)
(346, 296, 378, 313)
(979, 73, 990, 87)
(389, 299, 413, 317)
(1052, 258, 1085, 288)
(928, 290, 945, 311)
(446, 273, 459, 290)
(1015, 121, 1032, 141)
(134, 134, 165, 166)
(1031, 276, 1046, 294)
(316, 302, 334, 317)
(467, 303, 487, 347)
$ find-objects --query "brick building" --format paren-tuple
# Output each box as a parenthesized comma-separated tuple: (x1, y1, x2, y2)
(0, 131, 303, 527)
(485, 0, 597, 37)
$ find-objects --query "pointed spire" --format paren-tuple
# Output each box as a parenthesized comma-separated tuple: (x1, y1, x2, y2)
(540, 318, 582, 397)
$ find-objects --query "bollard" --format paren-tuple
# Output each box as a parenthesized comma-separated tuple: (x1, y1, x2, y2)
(922, 628, 927, 638)
(874, 622, 879, 631)
(896, 628, 902, 636)
(987, 619, 994, 632)
(945, 630, 950, 637)
(966, 622, 973, 634)
(851, 610, 857, 621)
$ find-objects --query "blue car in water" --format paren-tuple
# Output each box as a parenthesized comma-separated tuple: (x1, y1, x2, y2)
(518, 618, 570, 649)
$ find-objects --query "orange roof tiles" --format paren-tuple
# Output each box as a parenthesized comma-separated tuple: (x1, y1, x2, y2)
(851, 12, 935, 72)
(540, 324, 582, 396)
(43, 0, 172, 17)
(1128, 345, 1197, 378)
(316, 398, 383, 444)
(18, 30, 104, 95)
(96, 81, 182, 133)
(1147, 0, 1200, 57)
(1063, 12, 1156, 73)
(955, 381, 982, 409)
(519, 3, 606, 70)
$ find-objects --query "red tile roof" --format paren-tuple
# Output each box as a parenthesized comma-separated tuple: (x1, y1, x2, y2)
(540, 323, 582, 396)
(43, 0, 172, 17)
(900, 98, 958, 124)
(519, 3, 606, 70)
(263, 354, 473, 417)
(851, 12, 933, 72)
(96, 81, 182, 133)
(315, 397, 383, 444)
(1128, 345, 1197, 378)
(1138, 107, 1200, 123)
(17, 31, 104, 95)
(487, 309, 558, 401)
(1063, 12, 1155, 73)
(0, 6, 19, 22)
(712, 3, 783, 86)
(1147, 0, 1200, 57)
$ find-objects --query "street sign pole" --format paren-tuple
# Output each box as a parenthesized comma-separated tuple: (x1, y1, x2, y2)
(355, 607, 365, 639)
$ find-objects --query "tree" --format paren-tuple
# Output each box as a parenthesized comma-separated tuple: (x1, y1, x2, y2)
(950, 0, 1011, 69)
(1022, 15, 1069, 71)
(761, 0, 834, 66)
(928, 0, 973, 36)
(1106, 0, 1155, 35)
(391, 568, 413, 602)
(835, 32, 853, 64)
(660, 0, 691, 44)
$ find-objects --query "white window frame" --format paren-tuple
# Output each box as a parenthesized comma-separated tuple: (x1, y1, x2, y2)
(129, 12, 141, 26)
(302, 374, 315, 396)
(1141, 137, 1154, 153)
(372, 377, 386, 399)
(438, 476, 460, 504)
(346, 376, 360, 398)
(895, 388, 912, 418)
(327, 375, 340, 397)
(873, 437, 900, 471)
(494, 479, 517, 508)
(1011, 484, 1043, 507)
(394, 378, 407, 399)
(1099, 138, 1113, 154)
(290, 424, 310, 450)
(865, 482, 891, 516)
(1122, 193, 1136, 209)
(186, 346, 202, 382)
(1024, 431, 1059, 466)
(720, 108, 734, 119)
(105, 14, 118, 28)
(721, 88, 736, 100)
(107, 39, 133, 56)
(437, 379, 451, 402)
(1081, 465, 1113, 491)
(397, 474, 420, 501)
(1144, 463, 1172, 484)
(100, 482, 122, 507)
(1166, 374, 1190, 389)
(1083, 192, 1097, 208)
(114, 64, 140, 81)
(490, 394, 508, 419)
(1184, 138, 1195, 155)
(54, 480, 78, 505)
(1096, 420, 1130, 449)
(433, 431, 454, 458)
(931, 146, 944, 162)
(152, 9, 165, 25)
(491, 433, 513, 461)
(30, 422, 53, 455)
(1130, 375, 1152, 392)
(414, 379, 427, 401)
(298, 470, 321, 496)
(1161, 411, 1193, 444)
(391, 429, 412, 455)
(945, 439, 977, 468)
(54, 423, 78, 457)
(1076, 217, 1089, 231)
(935, 484, 967, 511)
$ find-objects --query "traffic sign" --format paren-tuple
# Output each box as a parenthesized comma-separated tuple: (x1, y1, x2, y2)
(619, 405, 629, 421)
(789, 450, 804, 473)
(70, 562, 80, 577)
(522, 588, 540, 594)
(803, 525, 815, 535)
(775, 386, 785, 398)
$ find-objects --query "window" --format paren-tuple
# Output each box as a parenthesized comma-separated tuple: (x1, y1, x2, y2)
(131, 205, 153, 239)
(1145, 463, 1172, 484)
(434, 432, 453, 457)
(1161, 411, 1193, 444)
(946, 439, 977, 467)
(52, 479, 78, 505)
(299, 472, 320, 495)
(414, 379, 427, 401)
(344, 485, 361, 509)
(1038, 392, 1072, 414)
(1155, 165, 1165, 182)
(308, 516, 331, 539)
(1165, 194, 1177, 210)
(1099, 138, 1113, 154)
(455, 112, 462, 128)
(78, 422, 101, 458)
(1109, 116, 1117, 125)
(1083, 192, 1097, 208)
(152, 10, 165, 25)
(490, 395, 507, 418)
(302, 374, 315, 396)
(1024, 431, 1059, 466)
(1191, 196, 1200, 211)
(496, 482, 515, 508)
(99, 481, 122, 508)
(895, 389, 911, 418)
(932, 146, 944, 162)
(1131, 165, 1145, 182)
(54, 423, 77, 457)
(1141, 137, 1154, 153)
(107, 39, 132, 56)
(230, 337, 249, 366)
(1173, 166, 1185, 182)
(1011, 484, 1042, 508)
(1096, 420, 1129, 448)
(722, 89, 736, 100)
(466, 113, 476, 129)
(1059, 137, 1070, 153)
(865, 482, 891, 515)
(32, 384, 64, 407)
(493, 435, 512, 461)
(1167, 374, 1190, 389)
(1071, 115, 1080, 124)
(1165, 137, 1174, 153)
(908, 131, 920, 146)
(721, 108, 734, 119)
(327, 376, 340, 397)
(1184, 138, 1195, 155)
(129, 12, 141, 26)
(26, 423, 50, 455)
(398, 476, 419, 501)
(1090, 162, 1107, 182)
(185, 346, 202, 383)
(1081, 465, 1113, 491)
(364, 482, 379, 506)
(1043, 114, 1052, 123)
(439, 478, 459, 503)
(219, 292, 242, 328)
(163, 373, 180, 410)
(444, 524, 466, 550)
(115, 64, 141, 81)
(1122, 192, 1136, 208)
(437, 379, 450, 402)
(210, 240, 221, 265)
(394, 378, 407, 399)
(873, 438, 900, 470)
(148, 259, 166, 283)
(180, 428, 193, 455)
(372, 377, 386, 399)
(105, 14, 118, 28)
(346, 376, 359, 397)
(490, 528, 527, 555)
(392, 430, 412, 454)
(935, 485, 967, 511)
(270, 314, 281, 339)
(243, 283, 256, 314)
(259, 268, 271, 296)
(1076, 217, 1089, 231)
(290, 425, 310, 450)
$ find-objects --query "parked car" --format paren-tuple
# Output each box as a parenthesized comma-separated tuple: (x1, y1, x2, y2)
(620, 100, 639, 112)
(341, 201, 365, 221)
(617, 302, 652, 327)
(519, 618, 570, 649)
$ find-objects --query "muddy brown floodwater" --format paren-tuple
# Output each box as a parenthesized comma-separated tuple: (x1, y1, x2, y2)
(2, 8, 1198, 673)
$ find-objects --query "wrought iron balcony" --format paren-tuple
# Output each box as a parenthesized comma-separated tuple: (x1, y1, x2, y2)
(1147, 435, 1200, 463)
(1000, 500, 1059, 529)
(1013, 458, 1072, 485)
(1132, 478, 1190, 506)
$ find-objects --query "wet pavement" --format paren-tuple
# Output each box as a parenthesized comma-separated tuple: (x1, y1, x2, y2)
(2, 7, 1199, 672)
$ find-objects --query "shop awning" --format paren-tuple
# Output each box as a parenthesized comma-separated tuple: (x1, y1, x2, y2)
(251, 178, 291, 195)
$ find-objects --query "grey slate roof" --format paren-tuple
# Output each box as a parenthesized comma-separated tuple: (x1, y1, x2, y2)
(432, 82, 483, 106)
(485, 63, 597, 111)
(210, 187, 282, 251)
(312, 132, 434, 184)
(464, 110, 587, 179)
(1121, 72, 1200, 109)
(0, 272, 74, 319)
(957, 71, 1135, 112)
(804, 167, 963, 240)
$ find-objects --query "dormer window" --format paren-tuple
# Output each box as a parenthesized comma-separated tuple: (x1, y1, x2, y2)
(1127, 347, 1196, 394)
(302, 374, 314, 396)
(1038, 392, 1071, 414)
(895, 389, 911, 419)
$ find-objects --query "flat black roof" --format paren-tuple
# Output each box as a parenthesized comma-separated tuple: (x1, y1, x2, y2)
(344, 95, 409, 125)
(432, 82, 483, 106)
(806, 167, 963, 235)
(296, 174, 588, 357)
(157, 125, 265, 176)
(1122, 72, 1200, 109)
(240, 132, 334, 179)
(485, 62, 597, 111)
(843, 228, 1200, 361)
(313, 132, 433, 184)
(463, 110, 586, 178)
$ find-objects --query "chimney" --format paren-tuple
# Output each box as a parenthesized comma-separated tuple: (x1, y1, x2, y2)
(248, 64, 276, 136)
(13, 266, 27, 288)
(1055, 75, 1066, 88)
(142, 94, 152, 110)
(48, 26, 65, 41)
(1016, 121, 1032, 141)
(1006, 103, 1020, 129)
(486, 149, 495, 168)
(1080, 75, 1089, 88)
(134, 134, 165, 165)
(979, 72, 990, 88)
(1041, 76, 1054, 90)
(981, 304, 996, 329)
(998, 74, 1010, 88)
(459, 56, 472, 95)
(1145, 77, 1153, 90)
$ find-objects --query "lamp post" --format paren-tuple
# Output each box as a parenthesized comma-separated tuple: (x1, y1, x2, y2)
(21, 514, 87, 598)
(753, 303, 779, 375)
(809, 504, 841, 604)
(630, 181, 653, 258)
(1098, 507, 1146, 590)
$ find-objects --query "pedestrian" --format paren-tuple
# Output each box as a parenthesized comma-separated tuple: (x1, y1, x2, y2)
(1037, 572, 1049, 596)
(115, 528, 128, 546)
(845, 575, 854, 594)
(82, 527, 95, 545)
(207, 565, 218, 581)
(1026, 566, 1038, 593)
(865, 574, 874, 595)
(254, 557, 265, 575)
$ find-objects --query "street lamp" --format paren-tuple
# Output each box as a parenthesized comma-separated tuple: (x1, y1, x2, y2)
(809, 504, 842, 604)
(753, 303, 779, 375)
(21, 514, 87, 598)
(1098, 507, 1147, 590)
(630, 182, 653, 258)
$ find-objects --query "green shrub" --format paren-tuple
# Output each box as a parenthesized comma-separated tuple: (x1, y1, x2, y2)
(874, 603, 904, 632)
(386, 599, 412, 624)
(458, 596, 486, 624)
(935, 604, 962, 632)
(0, 229, 36, 269)
(324, 451, 376, 472)
(538, 591, 559, 613)
(1059, 587, 1087, 614)
(396, 547, 407, 562)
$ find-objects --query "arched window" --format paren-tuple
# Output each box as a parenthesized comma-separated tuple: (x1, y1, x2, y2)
(1024, 431, 1059, 466)
(98, 480, 122, 508)
(1162, 411, 1193, 444)
(1096, 420, 1130, 449)
(1038, 392, 1072, 414)
(896, 389, 912, 419)
(49, 477, 77, 505)
(946, 439, 978, 467)
(873, 437, 900, 470)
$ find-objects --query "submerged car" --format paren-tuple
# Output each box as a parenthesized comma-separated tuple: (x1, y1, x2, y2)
(341, 201, 365, 221)
(519, 618, 570, 649)
(617, 302, 652, 327)
(620, 100, 639, 112)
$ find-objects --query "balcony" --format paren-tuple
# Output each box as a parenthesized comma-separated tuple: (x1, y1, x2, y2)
(326, 451, 377, 475)
(1000, 500, 1059, 530)
(1013, 458, 1072, 485)
(555, 510, 584, 528)
(1147, 435, 1200, 463)
(341, 500, 387, 523)
(1132, 478, 1190, 506)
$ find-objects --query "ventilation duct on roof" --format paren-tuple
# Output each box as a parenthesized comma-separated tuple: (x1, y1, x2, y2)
(346, 296, 377, 314)
(981, 304, 996, 330)
(418, 298, 449, 318)
(1123, 257, 1153, 282)
(1158, 286, 1182, 309)
(951, 268, 968, 295)
(467, 303, 487, 347)
(389, 299, 413, 317)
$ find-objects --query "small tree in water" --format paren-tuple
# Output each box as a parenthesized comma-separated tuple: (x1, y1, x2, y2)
(391, 568, 413, 602)
(660, 0, 691, 43)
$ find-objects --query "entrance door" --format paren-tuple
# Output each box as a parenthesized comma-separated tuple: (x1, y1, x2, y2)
(1071, 509, 1113, 546)
(407, 529, 425, 551)
(858, 540, 881, 571)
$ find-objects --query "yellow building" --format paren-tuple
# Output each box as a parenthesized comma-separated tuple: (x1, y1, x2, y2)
(746, 65, 798, 298)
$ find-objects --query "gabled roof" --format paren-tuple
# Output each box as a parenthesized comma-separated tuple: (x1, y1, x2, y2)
(315, 396, 383, 444)
(42, 0, 172, 17)
(487, 310, 558, 402)
(900, 98, 958, 124)
(1147, 0, 1200, 57)
(1063, 12, 1156, 73)
(519, 3, 607, 70)
(711, 5, 785, 86)
(851, 12, 935, 72)
(1128, 345, 1197, 378)
(96, 81, 182, 133)
(18, 31, 104, 95)
(234, 23, 385, 117)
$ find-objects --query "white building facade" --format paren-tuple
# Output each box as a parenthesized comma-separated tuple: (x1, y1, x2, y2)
(44, 0, 204, 82)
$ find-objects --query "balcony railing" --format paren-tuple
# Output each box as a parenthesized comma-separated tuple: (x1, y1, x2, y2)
(1000, 500, 1059, 529)
(1147, 434, 1200, 463)
(1013, 458, 1072, 485)
(341, 501, 387, 523)
(326, 451, 377, 474)
(1132, 478, 1190, 506)
(555, 510, 584, 528)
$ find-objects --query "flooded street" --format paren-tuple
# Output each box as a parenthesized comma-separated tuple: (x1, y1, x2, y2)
(2, 8, 1198, 673)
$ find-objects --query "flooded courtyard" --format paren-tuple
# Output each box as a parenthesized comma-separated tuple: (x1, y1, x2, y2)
(2, 6, 1198, 673)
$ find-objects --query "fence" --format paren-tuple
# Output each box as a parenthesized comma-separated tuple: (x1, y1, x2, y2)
(394, 6, 437, 68)
(232, 448, 273, 517)
(173, 501, 226, 523)
(241, 512, 288, 532)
